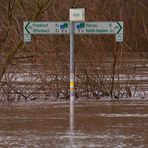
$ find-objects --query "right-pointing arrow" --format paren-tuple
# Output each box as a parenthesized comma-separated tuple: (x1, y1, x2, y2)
(116, 22, 122, 34)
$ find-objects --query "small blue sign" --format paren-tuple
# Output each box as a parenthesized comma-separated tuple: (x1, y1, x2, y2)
(76, 23, 85, 29)
(60, 23, 68, 29)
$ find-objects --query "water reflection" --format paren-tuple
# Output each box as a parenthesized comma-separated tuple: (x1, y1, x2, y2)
(0, 100, 147, 147)
(69, 98, 75, 147)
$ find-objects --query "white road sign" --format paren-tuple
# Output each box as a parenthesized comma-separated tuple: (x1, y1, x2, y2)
(24, 21, 69, 35)
(23, 21, 123, 42)
(74, 21, 123, 42)
(74, 21, 123, 35)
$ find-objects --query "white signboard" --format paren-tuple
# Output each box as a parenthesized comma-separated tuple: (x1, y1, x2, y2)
(24, 21, 69, 35)
(70, 8, 85, 21)
(23, 21, 70, 42)
(74, 21, 123, 35)
(74, 21, 123, 42)
(23, 21, 123, 42)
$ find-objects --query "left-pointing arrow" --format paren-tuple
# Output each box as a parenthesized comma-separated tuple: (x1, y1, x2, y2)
(25, 22, 31, 34)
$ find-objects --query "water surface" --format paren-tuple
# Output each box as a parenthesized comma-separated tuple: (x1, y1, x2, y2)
(0, 100, 147, 147)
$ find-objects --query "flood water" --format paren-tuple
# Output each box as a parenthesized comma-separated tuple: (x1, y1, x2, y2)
(0, 100, 148, 148)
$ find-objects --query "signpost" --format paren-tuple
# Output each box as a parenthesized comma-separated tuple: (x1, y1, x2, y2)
(24, 21, 123, 42)
(23, 21, 69, 42)
(74, 21, 123, 42)
(75, 21, 122, 34)
(23, 9, 124, 103)
(69, 8, 85, 136)
(23, 9, 124, 143)
(69, 8, 85, 102)
(24, 21, 69, 34)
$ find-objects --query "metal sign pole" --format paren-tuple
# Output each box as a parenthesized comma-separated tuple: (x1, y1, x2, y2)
(70, 21, 75, 102)
(69, 8, 85, 102)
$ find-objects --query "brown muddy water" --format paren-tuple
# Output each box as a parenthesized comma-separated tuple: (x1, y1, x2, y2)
(0, 100, 148, 148)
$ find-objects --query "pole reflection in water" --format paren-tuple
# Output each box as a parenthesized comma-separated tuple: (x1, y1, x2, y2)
(69, 97, 75, 147)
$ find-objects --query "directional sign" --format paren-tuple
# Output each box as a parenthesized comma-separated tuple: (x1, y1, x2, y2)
(24, 21, 123, 35)
(24, 21, 69, 35)
(74, 21, 123, 34)
(23, 21, 123, 42)
(23, 21, 70, 42)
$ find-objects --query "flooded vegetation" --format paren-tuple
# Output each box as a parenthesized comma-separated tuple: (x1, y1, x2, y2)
(0, 0, 148, 101)
(0, 100, 148, 147)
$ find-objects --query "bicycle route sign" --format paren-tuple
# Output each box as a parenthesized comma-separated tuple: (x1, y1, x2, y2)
(24, 21, 123, 42)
